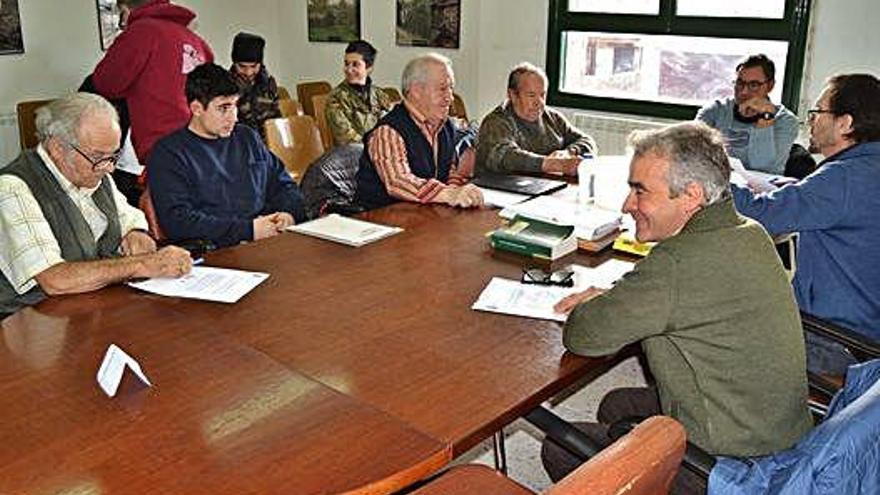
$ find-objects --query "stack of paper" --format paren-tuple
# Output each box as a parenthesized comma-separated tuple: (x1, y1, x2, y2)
(500, 195, 623, 241)
(287, 214, 403, 247)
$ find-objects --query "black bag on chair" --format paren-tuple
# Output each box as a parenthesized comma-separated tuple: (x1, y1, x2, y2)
(299, 144, 366, 219)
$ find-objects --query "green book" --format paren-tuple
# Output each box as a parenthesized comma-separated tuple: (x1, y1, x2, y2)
(489, 215, 577, 260)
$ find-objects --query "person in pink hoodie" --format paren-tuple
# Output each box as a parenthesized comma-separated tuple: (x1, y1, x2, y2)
(93, 0, 213, 173)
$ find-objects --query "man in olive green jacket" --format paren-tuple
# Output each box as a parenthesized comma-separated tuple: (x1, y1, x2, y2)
(542, 122, 812, 490)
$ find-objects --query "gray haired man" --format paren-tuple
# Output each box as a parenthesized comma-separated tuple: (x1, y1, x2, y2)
(0, 93, 192, 320)
(541, 122, 811, 491)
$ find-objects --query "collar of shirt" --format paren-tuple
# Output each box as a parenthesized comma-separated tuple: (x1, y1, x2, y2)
(403, 98, 445, 143)
(36, 144, 102, 199)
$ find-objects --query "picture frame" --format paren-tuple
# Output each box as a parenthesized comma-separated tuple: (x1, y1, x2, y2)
(96, 0, 123, 51)
(308, 0, 361, 43)
(0, 0, 25, 55)
(396, 0, 461, 49)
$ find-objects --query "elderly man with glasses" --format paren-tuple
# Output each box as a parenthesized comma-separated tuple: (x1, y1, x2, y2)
(0, 93, 193, 321)
(696, 54, 799, 175)
(733, 73, 880, 376)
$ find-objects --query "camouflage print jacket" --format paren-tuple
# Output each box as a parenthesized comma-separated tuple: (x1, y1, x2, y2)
(231, 66, 282, 139)
(325, 79, 394, 146)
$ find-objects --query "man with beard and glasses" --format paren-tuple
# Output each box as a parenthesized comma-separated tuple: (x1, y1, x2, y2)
(733, 73, 880, 376)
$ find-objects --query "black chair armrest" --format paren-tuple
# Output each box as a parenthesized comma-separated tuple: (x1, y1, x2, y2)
(607, 417, 717, 480)
(801, 311, 880, 360)
(525, 406, 603, 459)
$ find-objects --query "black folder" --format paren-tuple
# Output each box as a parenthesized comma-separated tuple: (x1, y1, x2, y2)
(472, 174, 567, 197)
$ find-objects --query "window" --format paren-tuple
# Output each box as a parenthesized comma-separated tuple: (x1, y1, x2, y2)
(546, 0, 812, 119)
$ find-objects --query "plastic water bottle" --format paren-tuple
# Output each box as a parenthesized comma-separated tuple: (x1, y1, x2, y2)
(577, 155, 595, 205)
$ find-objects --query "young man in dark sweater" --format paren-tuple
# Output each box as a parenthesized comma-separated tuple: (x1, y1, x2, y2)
(148, 63, 306, 248)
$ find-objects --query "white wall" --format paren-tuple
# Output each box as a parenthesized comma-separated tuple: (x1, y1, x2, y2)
(0, 0, 279, 117)
(0, 0, 878, 152)
(273, 0, 549, 123)
(799, 0, 880, 112)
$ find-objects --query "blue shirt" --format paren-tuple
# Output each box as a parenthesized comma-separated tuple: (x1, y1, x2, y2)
(697, 97, 799, 175)
(732, 141, 880, 340)
(148, 124, 306, 247)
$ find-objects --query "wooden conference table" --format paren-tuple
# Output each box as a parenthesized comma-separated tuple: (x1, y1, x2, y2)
(0, 197, 626, 494)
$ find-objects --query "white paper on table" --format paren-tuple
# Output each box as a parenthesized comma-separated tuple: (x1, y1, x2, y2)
(96, 344, 152, 397)
(471, 261, 635, 322)
(728, 156, 782, 193)
(472, 277, 576, 322)
(478, 187, 530, 208)
(128, 266, 269, 303)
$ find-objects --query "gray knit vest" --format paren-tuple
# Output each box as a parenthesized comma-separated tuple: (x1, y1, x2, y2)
(0, 150, 121, 318)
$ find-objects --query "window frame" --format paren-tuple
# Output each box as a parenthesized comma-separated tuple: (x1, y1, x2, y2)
(545, 0, 813, 120)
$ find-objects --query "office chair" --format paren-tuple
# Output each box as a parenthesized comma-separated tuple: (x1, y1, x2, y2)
(263, 116, 325, 182)
(410, 416, 686, 495)
(295, 81, 332, 118)
(16, 99, 54, 149)
(278, 98, 304, 118)
(311, 93, 333, 149)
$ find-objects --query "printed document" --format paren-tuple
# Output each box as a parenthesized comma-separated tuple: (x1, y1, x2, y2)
(287, 213, 402, 247)
(128, 266, 269, 303)
(472, 262, 635, 322)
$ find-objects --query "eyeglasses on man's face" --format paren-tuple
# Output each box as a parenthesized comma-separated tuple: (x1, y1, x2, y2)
(733, 79, 769, 92)
(807, 108, 835, 120)
(67, 142, 122, 171)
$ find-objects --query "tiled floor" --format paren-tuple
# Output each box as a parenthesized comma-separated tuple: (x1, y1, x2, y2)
(454, 356, 648, 491)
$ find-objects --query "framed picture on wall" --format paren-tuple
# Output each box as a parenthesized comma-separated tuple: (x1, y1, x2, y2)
(308, 0, 361, 43)
(396, 0, 460, 49)
(0, 0, 25, 55)
(96, 0, 123, 50)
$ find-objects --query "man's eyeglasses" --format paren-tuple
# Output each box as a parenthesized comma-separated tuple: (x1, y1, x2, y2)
(521, 268, 575, 288)
(733, 79, 769, 91)
(67, 142, 122, 171)
(807, 108, 835, 120)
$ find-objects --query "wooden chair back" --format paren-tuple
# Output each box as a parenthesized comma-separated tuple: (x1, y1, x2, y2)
(544, 416, 685, 495)
(450, 92, 468, 121)
(17, 99, 54, 149)
(138, 188, 165, 241)
(278, 98, 304, 117)
(296, 81, 332, 118)
(311, 93, 333, 150)
(411, 416, 686, 495)
(264, 116, 325, 182)
(277, 85, 292, 101)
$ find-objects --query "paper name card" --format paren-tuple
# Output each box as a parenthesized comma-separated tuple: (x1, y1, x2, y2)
(96, 344, 152, 398)
(128, 266, 270, 304)
(287, 214, 403, 247)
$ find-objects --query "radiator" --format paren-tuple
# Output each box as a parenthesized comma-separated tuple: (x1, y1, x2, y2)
(0, 113, 20, 164)
(571, 112, 669, 155)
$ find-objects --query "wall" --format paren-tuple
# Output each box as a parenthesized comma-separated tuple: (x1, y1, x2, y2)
(0, 0, 878, 160)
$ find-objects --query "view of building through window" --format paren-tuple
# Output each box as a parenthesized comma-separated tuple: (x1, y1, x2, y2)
(560, 31, 787, 107)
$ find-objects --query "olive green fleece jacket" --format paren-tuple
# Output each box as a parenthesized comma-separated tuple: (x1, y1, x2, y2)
(475, 102, 596, 175)
(564, 197, 812, 457)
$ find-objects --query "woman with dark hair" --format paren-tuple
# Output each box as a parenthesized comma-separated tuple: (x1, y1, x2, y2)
(325, 40, 394, 146)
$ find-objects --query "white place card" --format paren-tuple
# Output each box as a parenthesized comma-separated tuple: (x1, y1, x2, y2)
(96, 344, 152, 398)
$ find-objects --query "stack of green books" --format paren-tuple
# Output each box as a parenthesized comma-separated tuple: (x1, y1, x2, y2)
(489, 215, 577, 260)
